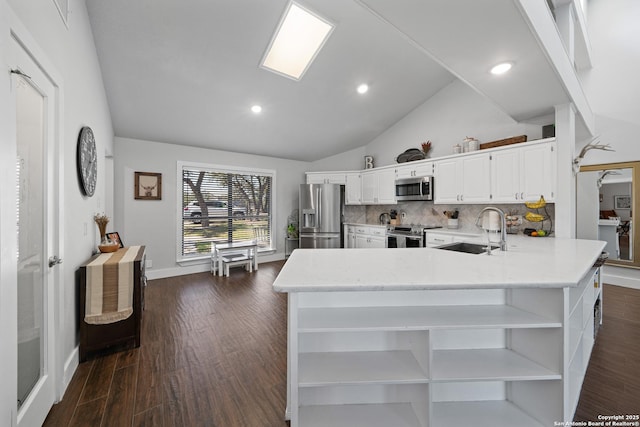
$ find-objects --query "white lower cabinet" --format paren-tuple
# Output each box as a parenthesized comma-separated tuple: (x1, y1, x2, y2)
(352, 225, 386, 248)
(288, 280, 597, 426)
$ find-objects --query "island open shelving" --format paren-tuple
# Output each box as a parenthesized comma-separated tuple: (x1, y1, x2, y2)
(273, 237, 605, 427)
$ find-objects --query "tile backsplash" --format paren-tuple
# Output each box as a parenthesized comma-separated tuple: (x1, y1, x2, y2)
(345, 202, 555, 235)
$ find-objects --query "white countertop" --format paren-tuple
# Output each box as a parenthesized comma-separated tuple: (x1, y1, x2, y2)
(273, 236, 606, 292)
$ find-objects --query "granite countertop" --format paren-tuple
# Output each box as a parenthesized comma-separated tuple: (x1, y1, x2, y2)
(273, 236, 606, 292)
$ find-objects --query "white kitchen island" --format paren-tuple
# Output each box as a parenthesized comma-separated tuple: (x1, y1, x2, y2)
(273, 236, 606, 427)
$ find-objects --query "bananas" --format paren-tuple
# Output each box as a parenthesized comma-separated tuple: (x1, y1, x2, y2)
(524, 196, 546, 209)
(525, 212, 545, 222)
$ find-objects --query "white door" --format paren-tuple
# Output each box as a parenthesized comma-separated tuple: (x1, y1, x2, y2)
(12, 36, 60, 427)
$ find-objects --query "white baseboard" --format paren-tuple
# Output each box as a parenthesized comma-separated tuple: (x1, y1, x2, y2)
(60, 347, 79, 401)
(602, 265, 640, 290)
(146, 252, 286, 280)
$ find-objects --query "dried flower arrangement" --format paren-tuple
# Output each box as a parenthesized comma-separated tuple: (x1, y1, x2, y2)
(94, 213, 110, 240)
(421, 141, 432, 156)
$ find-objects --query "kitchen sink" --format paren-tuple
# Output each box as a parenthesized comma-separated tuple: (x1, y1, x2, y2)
(435, 242, 498, 254)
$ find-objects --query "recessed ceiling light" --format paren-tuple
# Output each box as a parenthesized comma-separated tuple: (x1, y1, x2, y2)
(260, 2, 334, 81)
(251, 105, 262, 114)
(490, 62, 513, 75)
(357, 84, 369, 94)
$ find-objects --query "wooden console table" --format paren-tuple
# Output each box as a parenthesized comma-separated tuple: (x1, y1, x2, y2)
(79, 246, 146, 361)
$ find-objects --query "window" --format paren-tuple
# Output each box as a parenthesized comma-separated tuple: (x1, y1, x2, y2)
(178, 162, 274, 260)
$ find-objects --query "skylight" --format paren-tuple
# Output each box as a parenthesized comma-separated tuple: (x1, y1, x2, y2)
(260, 2, 334, 81)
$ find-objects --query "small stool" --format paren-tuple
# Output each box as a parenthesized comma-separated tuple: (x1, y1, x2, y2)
(220, 253, 253, 277)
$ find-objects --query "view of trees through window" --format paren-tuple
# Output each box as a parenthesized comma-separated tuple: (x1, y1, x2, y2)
(181, 165, 272, 257)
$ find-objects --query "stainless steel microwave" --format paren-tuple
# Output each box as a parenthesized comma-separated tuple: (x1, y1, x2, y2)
(395, 176, 433, 201)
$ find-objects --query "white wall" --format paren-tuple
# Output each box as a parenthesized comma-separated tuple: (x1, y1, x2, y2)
(578, 0, 640, 289)
(114, 137, 309, 279)
(363, 80, 543, 167)
(1, 0, 114, 418)
(309, 145, 367, 171)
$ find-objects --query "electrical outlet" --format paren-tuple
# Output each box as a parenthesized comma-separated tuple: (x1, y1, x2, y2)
(146, 259, 153, 268)
(84, 222, 88, 236)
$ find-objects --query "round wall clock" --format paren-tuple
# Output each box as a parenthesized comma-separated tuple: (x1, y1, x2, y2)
(77, 126, 97, 197)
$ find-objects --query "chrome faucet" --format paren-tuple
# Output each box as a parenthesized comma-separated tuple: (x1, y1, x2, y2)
(476, 207, 508, 252)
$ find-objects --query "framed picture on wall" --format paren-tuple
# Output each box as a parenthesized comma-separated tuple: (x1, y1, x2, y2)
(134, 172, 162, 200)
(614, 195, 631, 210)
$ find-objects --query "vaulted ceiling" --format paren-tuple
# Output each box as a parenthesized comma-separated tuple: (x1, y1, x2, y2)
(86, 0, 575, 162)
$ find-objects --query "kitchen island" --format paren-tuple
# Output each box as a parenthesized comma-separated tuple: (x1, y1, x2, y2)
(273, 236, 606, 427)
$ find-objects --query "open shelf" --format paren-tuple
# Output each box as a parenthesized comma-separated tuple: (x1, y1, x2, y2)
(432, 400, 544, 427)
(299, 350, 428, 387)
(431, 349, 561, 382)
(300, 403, 422, 427)
(298, 305, 561, 332)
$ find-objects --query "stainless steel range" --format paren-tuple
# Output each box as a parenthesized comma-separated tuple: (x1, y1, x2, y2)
(386, 224, 442, 248)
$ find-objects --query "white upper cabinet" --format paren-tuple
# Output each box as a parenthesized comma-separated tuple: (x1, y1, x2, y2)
(306, 172, 347, 185)
(433, 158, 461, 204)
(491, 149, 521, 203)
(434, 153, 491, 203)
(519, 142, 556, 202)
(395, 161, 434, 179)
(491, 140, 556, 203)
(345, 172, 362, 205)
(460, 153, 492, 203)
(307, 139, 556, 206)
(361, 168, 397, 205)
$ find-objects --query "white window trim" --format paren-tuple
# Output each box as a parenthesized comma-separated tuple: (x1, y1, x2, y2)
(176, 160, 276, 263)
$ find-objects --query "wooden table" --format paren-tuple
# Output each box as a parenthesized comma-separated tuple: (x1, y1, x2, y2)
(211, 240, 258, 276)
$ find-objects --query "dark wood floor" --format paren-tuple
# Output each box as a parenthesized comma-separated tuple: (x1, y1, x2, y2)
(574, 283, 640, 421)
(44, 262, 639, 426)
(44, 261, 289, 427)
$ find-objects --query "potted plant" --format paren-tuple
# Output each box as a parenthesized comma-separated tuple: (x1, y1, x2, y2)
(287, 223, 298, 239)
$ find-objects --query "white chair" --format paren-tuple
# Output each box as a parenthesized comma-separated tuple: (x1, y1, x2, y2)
(253, 226, 269, 248)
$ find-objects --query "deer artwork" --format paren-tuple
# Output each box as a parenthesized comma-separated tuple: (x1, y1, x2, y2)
(141, 182, 157, 196)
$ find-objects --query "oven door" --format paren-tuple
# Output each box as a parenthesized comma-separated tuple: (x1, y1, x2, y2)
(387, 233, 424, 248)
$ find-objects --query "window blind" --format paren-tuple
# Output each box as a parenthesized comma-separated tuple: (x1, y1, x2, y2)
(180, 164, 273, 258)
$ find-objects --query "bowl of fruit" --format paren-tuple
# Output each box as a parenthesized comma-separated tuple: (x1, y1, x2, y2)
(523, 228, 549, 237)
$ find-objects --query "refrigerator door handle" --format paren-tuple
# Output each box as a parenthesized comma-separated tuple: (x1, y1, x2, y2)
(316, 187, 322, 229)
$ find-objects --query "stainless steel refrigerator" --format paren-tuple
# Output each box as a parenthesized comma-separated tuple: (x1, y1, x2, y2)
(299, 183, 343, 249)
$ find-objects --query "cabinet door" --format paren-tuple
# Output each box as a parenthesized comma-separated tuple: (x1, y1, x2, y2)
(347, 232, 356, 248)
(491, 150, 521, 202)
(306, 173, 326, 184)
(354, 234, 368, 248)
(306, 173, 346, 184)
(345, 173, 362, 205)
(413, 162, 433, 177)
(377, 168, 397, 204)
(434, 159, 461, 203)
(368, 235, 386, 248)
(460, 153, 491, 203)
(520, 143, 555, 202)
(395, 164, 414, 179)
(361, 172, 377, 204)
(396, 162, 433, 179)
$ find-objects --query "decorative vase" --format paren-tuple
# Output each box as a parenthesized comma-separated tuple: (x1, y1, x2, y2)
(94, 213, 118, 253)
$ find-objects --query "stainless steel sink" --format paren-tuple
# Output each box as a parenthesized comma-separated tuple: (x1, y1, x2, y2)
(435, 242, 498, 254)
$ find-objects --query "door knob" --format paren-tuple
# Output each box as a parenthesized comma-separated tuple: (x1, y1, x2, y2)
(48, 255, 63, 268)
